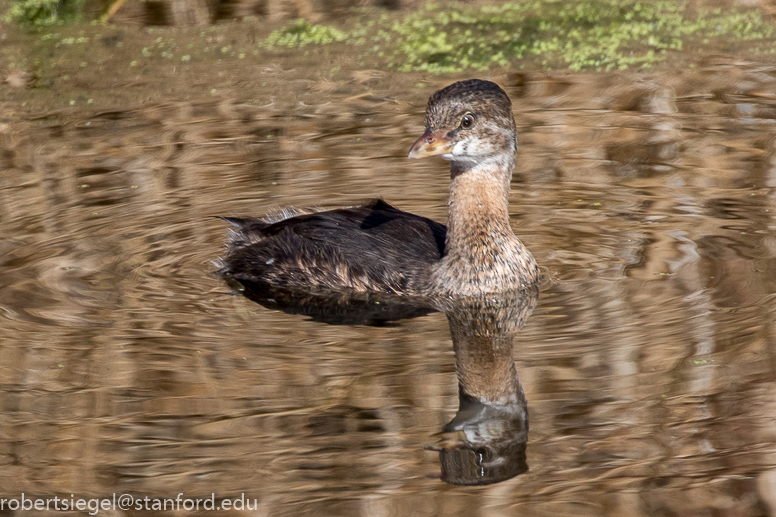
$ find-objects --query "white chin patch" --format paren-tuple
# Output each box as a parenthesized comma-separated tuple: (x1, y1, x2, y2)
(441, 153, 455, 161)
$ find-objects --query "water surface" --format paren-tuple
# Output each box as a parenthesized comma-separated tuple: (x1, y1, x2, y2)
(2, 65, 776, 516)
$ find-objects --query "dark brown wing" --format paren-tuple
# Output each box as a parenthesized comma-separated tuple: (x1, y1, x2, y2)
(219, 199, 446, 294)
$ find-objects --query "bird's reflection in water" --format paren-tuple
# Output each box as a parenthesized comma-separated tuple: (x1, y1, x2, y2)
(226, 279, 537, 485)
(431, 288, 537, 485)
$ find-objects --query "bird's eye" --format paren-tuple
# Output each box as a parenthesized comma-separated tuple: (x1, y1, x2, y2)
(460, 113, 475, 129)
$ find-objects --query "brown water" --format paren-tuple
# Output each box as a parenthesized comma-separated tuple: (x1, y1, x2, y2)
(2, 61, 776, 516)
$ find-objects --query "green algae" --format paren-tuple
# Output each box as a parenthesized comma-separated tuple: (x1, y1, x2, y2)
(3, 0, 84, 25)
(7, 0, 776, 75)
(264, 19, 348, 48)
(263, 0, 776, 72)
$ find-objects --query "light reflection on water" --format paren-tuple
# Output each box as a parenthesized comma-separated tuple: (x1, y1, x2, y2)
(1, 67, 776, 515)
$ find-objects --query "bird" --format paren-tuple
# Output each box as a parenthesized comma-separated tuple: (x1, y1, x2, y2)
(217, 79, 539, 298)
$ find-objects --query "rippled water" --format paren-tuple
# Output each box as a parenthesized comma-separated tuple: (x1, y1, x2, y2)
(2, 64, 776, 515)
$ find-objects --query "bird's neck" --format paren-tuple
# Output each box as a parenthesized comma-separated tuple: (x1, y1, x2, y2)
(445, 153, 515, 258)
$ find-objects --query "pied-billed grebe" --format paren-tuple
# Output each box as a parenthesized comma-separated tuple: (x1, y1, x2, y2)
(218, 79, 539, 297)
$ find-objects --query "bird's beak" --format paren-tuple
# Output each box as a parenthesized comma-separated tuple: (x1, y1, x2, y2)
(408, 129, 454, 159)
